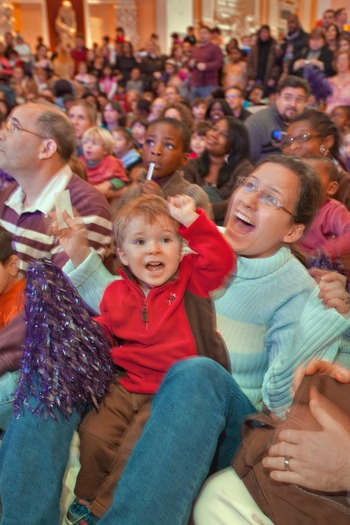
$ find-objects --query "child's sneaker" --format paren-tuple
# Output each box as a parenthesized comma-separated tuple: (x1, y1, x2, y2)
(66, 498, 95, 525)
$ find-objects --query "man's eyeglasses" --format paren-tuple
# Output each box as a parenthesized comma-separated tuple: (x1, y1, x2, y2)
(281, 132, 321, 148)
(237, 177, 297, 219)
(2, 120, 46, 139)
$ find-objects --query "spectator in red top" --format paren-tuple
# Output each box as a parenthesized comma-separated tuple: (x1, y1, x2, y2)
(71, 33, 88, 73)
(188, 26, 223, 100)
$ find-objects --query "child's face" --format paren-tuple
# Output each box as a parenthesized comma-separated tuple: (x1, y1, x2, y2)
(192, 103, 206, 121)
(82, 136, 106, 162)
(331, 107, 349, 130)
(190, 132, 206, 157)
(225, 163, 303, 258)
(131, 122, 146, 143)
(142, 122, 188, 178)
(164, 107, 181, 121)
(249, 88, 263, 105)
(342, 133, 350, 159)
(0, 256, 18, 295)
(117, 215, 182, 288)
(103, 104, 120, 124)
(151, 98, 166, 118)
(113, 131, 129, 157)
(229, 48, 242, 63)
(78, 62, 88, 74)
(209, 102, 225, 123)
(304, 158, 338, 202)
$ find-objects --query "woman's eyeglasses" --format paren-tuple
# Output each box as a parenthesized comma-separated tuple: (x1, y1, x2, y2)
(237, 177, 297, 219)
(281, 132, 321, 148)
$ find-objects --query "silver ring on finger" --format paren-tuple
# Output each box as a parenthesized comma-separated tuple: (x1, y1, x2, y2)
(284, 457, 291, 471)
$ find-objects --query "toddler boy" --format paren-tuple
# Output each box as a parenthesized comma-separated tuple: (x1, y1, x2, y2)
(66, 193, 235, 524)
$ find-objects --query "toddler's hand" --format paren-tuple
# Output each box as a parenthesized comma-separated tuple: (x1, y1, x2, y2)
(167, 195, 198, 227)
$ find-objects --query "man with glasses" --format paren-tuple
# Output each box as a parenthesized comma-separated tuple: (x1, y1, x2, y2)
(0, 102, 112, 430)
(0, 102, 112, 270)
(224, 85, 251, 122)
(244, 75, 310, 164)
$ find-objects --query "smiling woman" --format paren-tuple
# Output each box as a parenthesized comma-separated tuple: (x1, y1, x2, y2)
(281, 108, 350, 209)
(183, 116, 253, 224)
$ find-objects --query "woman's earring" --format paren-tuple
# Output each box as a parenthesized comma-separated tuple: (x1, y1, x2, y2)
(320, 145, 328, 156)
(224, 154, 230, 164)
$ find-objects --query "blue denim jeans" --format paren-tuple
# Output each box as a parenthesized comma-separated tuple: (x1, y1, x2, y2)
(0, 358, 255, 525)
(190, 85, 217, 100)
(0, 402, 80, 525)
(99, 357, 256, 525)
(0, 371, 19, 430)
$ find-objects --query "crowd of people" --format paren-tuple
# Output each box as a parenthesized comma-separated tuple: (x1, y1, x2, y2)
(0, 7, 350, 525)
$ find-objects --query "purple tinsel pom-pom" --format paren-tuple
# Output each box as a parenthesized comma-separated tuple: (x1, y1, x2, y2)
(303, 65, 333, 102)
(14, 258, 115, 420)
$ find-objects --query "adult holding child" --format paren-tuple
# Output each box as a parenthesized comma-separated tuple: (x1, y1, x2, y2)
(2, 155, 350, 525)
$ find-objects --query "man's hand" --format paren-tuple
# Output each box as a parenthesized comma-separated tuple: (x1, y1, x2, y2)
(293, 360, 350, 395)
(52, 210, 90, 268)
(262, 395, 350, 492)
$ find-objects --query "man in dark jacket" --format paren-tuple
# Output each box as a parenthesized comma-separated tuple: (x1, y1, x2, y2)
(281, 14, 309, 65)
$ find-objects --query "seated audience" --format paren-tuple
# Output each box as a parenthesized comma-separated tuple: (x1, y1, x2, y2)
(2, 157, 350, 525)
